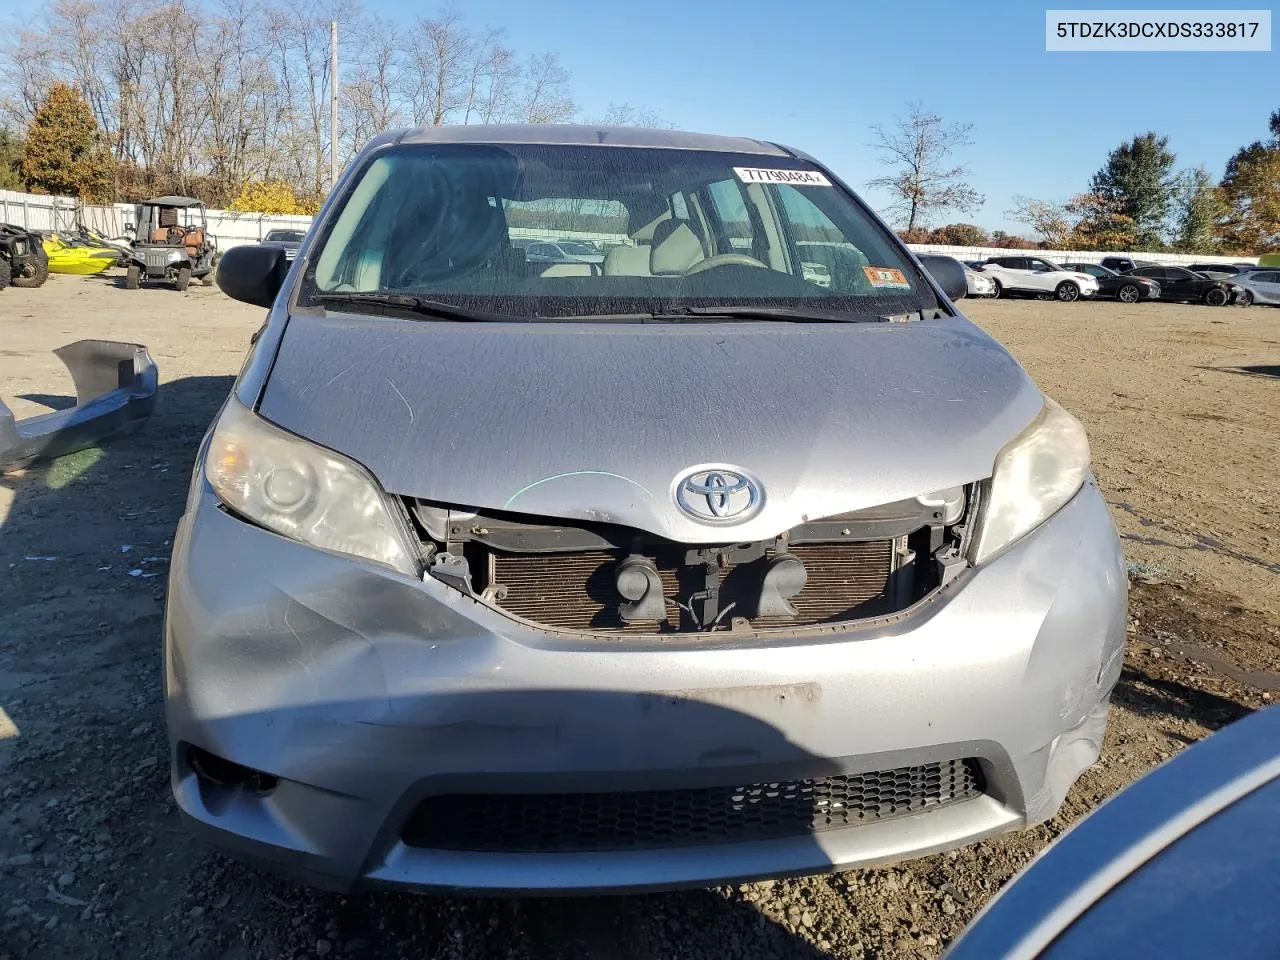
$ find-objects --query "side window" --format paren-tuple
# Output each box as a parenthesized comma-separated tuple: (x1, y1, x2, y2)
(1029, 259, 1053, 272)
(706, 179, 755, 255)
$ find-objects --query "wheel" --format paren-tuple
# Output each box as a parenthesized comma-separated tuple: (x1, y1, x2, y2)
(125, 264, 141, 289)
(0, 256, 11, 290)
(990, 278, 1002, 299)
(1203, 287, 1228, 306)
(1055, 281, 1081, 302)
(1235, 290, 1253, 307)
(11, 248, 49, 288)
(1117, 283, 1140, 303)
(176, 267, 191, 292)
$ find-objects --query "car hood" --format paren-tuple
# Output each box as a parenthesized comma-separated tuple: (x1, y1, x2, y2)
(258, 312, 1044, 543)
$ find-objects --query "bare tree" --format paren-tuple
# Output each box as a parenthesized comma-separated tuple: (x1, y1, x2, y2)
(1006, 195, 1074, 247)
(867, 102, 983, 232)
(518, 52, 574, 124)
(592, 102, 676, 129)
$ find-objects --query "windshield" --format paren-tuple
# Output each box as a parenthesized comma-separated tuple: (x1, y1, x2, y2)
(301, 144, 936, 320)
(265, 230, 305, 242)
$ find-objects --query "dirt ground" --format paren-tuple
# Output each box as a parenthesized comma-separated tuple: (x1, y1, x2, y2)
(1, 274, 1278, 960)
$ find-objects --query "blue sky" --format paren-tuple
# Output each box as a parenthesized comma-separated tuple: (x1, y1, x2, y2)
(367, 0, 1277, 233)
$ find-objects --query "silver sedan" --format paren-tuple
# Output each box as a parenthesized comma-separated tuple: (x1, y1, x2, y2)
(1230, 268, 1280, 306)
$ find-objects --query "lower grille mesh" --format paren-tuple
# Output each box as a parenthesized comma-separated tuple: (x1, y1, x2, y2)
(489, 540, 894, 633)
(402, 759, 984, 853)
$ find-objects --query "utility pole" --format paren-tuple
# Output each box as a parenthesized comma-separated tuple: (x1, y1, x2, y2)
(330, 20, 339, 190)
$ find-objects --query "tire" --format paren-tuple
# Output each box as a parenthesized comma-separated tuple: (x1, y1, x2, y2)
(1117, 283, 1140, 303)
(0, 256, 11, 290)
(125, 264, 141, 289)
(1203, 287, 1228, 307)
(990, 278, 1002, 299)
(1235, 290, 1253, 307)
(176, 267, 191, 292)
(1055, 281, 1081, 302)
(11, 247, 49, 288)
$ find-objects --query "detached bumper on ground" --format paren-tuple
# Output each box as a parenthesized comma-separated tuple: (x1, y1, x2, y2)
(0, 340, 157, 473)
(165, 481, 1126, 894)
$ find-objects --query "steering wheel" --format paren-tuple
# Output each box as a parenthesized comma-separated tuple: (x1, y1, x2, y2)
(683, 253, 768, 276)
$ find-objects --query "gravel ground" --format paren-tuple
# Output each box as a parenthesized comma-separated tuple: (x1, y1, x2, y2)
(1, 275, 1278, 959)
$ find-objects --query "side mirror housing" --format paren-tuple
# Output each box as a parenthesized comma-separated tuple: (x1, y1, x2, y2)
(216, 244, 288, 308)
(915, 254, 968, 301)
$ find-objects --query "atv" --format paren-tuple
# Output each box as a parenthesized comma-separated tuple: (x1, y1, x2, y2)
(124, 196, 216, 291)
(0, 223, 51, 290)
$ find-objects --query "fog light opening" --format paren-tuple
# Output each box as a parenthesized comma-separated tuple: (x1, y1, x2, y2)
(186, 745, 280, 796)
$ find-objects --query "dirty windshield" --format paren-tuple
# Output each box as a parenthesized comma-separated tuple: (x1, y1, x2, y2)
(302, 144, 936, 319)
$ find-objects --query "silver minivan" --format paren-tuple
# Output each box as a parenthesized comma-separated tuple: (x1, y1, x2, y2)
(167, 125, 1126, 894)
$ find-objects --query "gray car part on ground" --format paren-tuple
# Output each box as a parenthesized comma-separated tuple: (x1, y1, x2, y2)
(946, 705, 1280, 959)
(0, 340, 158, 473)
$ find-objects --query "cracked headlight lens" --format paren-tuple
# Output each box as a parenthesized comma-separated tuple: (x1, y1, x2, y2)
(970, 398, 1091, 565)
(206, 398, 418, 575)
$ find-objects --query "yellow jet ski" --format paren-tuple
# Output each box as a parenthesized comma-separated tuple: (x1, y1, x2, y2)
(42, 234, 119, 275)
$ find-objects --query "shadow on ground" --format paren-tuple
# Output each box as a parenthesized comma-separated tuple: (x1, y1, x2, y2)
(1, 374, 834, 959)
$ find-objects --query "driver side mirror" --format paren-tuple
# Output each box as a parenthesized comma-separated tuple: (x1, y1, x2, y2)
(216, 244, 289, 308)
(915, 254, 967, 301)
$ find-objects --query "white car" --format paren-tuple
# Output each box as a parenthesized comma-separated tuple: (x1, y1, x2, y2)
(978, 255, 1100, 302)
(966, 268, 996, 297)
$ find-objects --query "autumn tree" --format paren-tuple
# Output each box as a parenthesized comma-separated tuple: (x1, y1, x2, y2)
(928, 223, 989, 246)
(1218, 110, 1280, 253)
(20, 82, 113, 199)
(1089, 132, 1176, 248)
(867, 103, 983, 232)
(0, 127, 23, 189)
(1007, 196, 1073, 247)
(1067, 192, 1137, 250)
(1171, 166, 1226, 253)
(228, 179, 321, 215)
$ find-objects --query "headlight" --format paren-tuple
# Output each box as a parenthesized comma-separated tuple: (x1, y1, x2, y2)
(166, 249, 183, 262)
(970, 398, 1091, 565)
(205, 399, 419, 575)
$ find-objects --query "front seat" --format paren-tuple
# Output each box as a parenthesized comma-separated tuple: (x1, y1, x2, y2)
(603, 243, 653, 277)
(649, 220, 705, 276)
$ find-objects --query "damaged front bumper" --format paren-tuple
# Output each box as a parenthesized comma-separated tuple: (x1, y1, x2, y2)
(0, 340, 158, 473)
(165, 479, 1127, 894)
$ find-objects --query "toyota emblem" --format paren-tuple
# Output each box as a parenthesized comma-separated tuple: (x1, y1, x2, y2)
(674, 467, 763, 523)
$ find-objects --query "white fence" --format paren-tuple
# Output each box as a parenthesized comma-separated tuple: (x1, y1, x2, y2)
(0, 189, 311, 251)
(0, 188, 1262, 266)
(905, 244, 1257, 268)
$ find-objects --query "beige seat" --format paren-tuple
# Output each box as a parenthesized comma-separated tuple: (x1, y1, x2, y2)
(540, 263, 595, 278)
(603, 244, 652, 277)
(649, 220, 705, 275)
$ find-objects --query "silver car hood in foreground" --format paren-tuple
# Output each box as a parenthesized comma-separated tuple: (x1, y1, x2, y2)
(258, 312, 1043, 543)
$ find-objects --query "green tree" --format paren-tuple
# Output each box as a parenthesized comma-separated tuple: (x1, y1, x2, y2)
(929, 223, 989, 245)
(1067, 192, 1138, 251)
(1089, 132, 1176, 249)
(1218, 112, 1280, 253)
(20, 83, 114, 200)
(0, 128, 24, 190)
(1171, 167, 1226, 253)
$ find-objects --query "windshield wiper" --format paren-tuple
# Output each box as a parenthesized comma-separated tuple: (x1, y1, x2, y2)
(650, 305, 890, 323)
(310, 292, 519, 323)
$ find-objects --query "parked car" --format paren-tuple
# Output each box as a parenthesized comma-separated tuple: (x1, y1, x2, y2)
(1229, 268, 1280, 306)
(800, 260, 832, 287)
(917, 253, 994, 298)
(1099, 256, 1158, 273)
(977, 256, 1101, 301)
(0, 222, 50, 289)
(524, 240, 604, 265)
(1059, 262, 1160, 303)
(260, 228, 306, 263)
(947, 705, 1280, 960)
(1123, 265, 1239, 306)
(192, 124, 1125, 895)
(1184, 262, 1257, 277)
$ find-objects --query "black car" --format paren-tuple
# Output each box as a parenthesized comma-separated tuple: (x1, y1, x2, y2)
(1099, 256, 1159, 274)
(1060, 262, 1160, 303)
(260, 228, 305, 263)
(1185, 262, 1257, 276)
(0, 222, 50, 289)
(1123, 265, 1237, 306)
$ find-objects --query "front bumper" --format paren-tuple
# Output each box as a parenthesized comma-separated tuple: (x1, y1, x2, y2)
(165, 481, 1126, 894)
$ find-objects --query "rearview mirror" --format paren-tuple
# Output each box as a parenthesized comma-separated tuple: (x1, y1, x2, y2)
(915, 254, 968, 301)
(216, 244, 289, 308)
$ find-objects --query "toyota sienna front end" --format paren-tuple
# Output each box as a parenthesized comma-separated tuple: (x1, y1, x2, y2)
(166, 124, 1126, 894)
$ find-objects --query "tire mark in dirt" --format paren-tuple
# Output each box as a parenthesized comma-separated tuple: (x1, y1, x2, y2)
(1109, 500, 1280, 575)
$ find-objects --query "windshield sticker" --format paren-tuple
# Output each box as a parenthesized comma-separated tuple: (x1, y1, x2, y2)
(733, 167, 831, 187)
(863, 266, 911, 289)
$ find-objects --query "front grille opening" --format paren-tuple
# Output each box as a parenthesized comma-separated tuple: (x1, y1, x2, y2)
(402, 759, 985, 853)
(186, 744, 279, 796)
